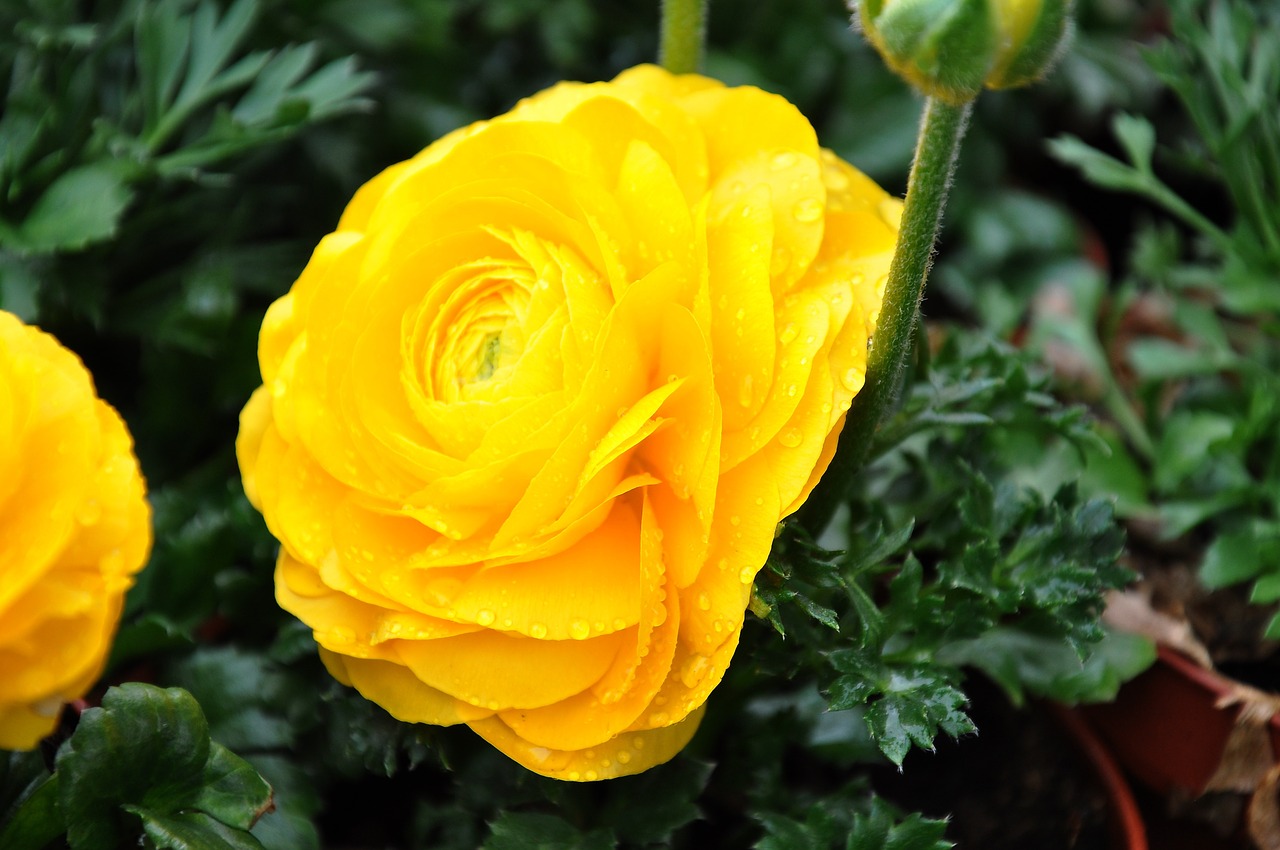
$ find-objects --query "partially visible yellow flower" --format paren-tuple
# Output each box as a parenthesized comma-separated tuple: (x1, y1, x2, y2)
(0, 311, 151, 751)
(856, 0, 1071, 103)
(238, 64, 899, 780)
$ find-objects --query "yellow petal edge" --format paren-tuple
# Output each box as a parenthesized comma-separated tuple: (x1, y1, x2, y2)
(0, 310, 152, 751)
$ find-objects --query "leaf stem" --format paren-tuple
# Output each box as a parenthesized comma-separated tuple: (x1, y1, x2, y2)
(659, 0, 707, 74)
(800, 97, 972, 533)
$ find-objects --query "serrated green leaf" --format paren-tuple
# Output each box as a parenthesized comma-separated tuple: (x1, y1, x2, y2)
(1047, 135, 1149, 193)
(289, 56, 377, 120)
(127, 807, 267, 850)
(939, 626, 1156, 705)
(59, 685, 210, 850)
(176, 0, 260, 110)
(1113, 112, 1156, 170)
(1152, 412, 1235, 494)
(10, 163, 135, 254)
(136, 0, 191, 128)
(483, 812, 614, 850)
(756, 811, 826, 850)
(191, 744, 273, 831)
(848, 798, 952, 850)
(1200, 525, 1280, 589)
(796, 595, 841, 631)
(233, 43, 319, 126)
(863, 673, 972, 765)
(597, 759, 711, 845)
(1127, 337, 1237, 380)
(56, 684, 272, 850)
(1251, 571, 1280, 605)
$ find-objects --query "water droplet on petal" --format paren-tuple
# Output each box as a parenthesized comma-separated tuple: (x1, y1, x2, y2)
(617, 750, 633, 764)
(476, 609, 496, 626)
(771, 245, 791, 275)
(770, 151, 799, 171)
(779, 323, 798, 345)
(530, 623, 548, 639)
(570, 619, 591, 640)
(75, 500, 102, 526)
(738, 374, 754, 408)
(780, 427, 803, 447)
(739, 565, 755, 584)
(697, 593, 711, 611)
(793, 198, 823, 222)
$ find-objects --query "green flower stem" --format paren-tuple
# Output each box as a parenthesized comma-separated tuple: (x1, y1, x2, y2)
(659, 0, 707, 74)
(800, 97, 973, 533)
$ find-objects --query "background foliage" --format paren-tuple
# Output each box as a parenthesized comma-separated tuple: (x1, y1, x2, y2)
(1, 0, 1236, 846)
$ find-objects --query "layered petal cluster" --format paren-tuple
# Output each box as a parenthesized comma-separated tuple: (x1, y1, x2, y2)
(238, 65, 899, 780)
(0, 311, 151, 751)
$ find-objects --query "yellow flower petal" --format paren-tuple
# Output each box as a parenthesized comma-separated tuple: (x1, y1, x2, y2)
(469, 703, 705, 781)
(238, 65, 898, 780)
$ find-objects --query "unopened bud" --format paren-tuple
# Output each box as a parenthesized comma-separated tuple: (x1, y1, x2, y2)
(855, 0, 1072, 103)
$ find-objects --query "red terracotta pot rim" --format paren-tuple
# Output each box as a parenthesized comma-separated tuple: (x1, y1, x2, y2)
(1157, 644, 1280, 732)
(1048, 702, 1149, 850)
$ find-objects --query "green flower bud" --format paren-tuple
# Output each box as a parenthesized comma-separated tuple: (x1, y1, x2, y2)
(855, 0, 1072, 103)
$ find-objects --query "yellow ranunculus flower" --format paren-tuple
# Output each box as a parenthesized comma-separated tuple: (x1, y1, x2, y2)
(0, 311, 151, 751)
(238, 65, 898, 780)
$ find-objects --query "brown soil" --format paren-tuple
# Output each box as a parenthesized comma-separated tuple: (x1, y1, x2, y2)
(872, 675, 1113, 849)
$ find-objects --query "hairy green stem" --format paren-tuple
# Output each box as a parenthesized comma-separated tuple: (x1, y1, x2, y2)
(659, 0, 707, 74)
(799, 97, 972, 534)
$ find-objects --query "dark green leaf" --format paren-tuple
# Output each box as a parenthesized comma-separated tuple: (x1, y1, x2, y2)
(56, 684, 271, 850)
(191, 744, 273, 831)
(484, 812, 614, 850)
(128, 807, 267, 850)
(10, 163, 135, 254)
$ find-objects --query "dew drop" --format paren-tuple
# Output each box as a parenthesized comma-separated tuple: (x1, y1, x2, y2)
(570, 619, 591, 640)
(739, 565, 755, 584)
(779, 427, 803, 447)
(793, 198, 823, 222)
(585, 770, 599, 781)
(75, 499, 102, 526)
(842, 366, 865, 391)
(770, 151, 798, 171)
(476, 609, 496, 626)
(697, 592, 711, 611)
(649, 711, 670, 726)
(612, 617, 627, 631)
(779, 323, 798, 345)
(617, 750, 633, 764)
(738, 374, 754, 408)
(729, 515, 741, 527)
(569, 771, 581, 781)
(530, 622, 548, 639)
(771, 245, 791, 276)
